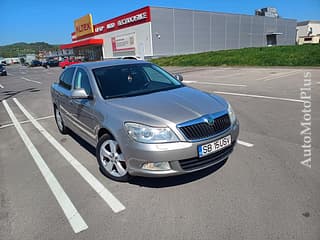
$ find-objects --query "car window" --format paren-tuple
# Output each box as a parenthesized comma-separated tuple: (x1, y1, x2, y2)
(143, 66, 172, 84)
(59, 67, 75, 90)
(74, 68, 92, 96)
(93, 63, 183, 99)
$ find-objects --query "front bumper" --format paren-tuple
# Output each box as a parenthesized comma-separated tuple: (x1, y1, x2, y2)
(124, 120, 239, 177)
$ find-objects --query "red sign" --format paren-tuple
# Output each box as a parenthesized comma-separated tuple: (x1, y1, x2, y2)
(72, 6, 151, 41)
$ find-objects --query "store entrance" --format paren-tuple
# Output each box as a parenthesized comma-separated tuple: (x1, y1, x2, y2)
(74, 45, 103, 61)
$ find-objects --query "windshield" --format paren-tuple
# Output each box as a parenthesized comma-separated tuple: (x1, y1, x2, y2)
(92, 63, 183, 99)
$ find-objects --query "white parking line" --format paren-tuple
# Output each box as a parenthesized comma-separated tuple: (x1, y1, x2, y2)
(264, 70, 302, 82)
(257, 70, 301, 81)
(0, 115, 54, 129)
(184, 81, 246, 87)
(0, 84, 3, 88)
(237, 140, 254, 147)
(214, 91, 304, 103)
(2, 100, 88, 234)
(7, 73, 14, 76)
(21, 77, 41, 84)
(212, 72, 244, 79)
(13, 98, 126, 213)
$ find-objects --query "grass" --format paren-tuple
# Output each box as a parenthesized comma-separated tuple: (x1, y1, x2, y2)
(151, 45, 320, 67)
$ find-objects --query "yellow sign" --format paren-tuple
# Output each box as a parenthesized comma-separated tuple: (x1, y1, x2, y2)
(74, 14, 94, 38)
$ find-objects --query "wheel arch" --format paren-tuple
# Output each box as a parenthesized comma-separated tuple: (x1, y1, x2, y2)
(97, 127, 115, 140)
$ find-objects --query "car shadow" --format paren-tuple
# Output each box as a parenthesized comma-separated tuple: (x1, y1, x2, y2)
(67, 130, 96, 156)
(66, 130, 228, 188)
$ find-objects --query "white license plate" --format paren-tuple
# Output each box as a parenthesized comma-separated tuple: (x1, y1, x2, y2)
(198, 135, 232, 158)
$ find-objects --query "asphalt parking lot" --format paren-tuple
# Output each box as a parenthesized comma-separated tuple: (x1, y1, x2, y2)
(0, 64, 319, 240)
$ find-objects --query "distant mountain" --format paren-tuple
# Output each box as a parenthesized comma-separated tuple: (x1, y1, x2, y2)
(0, 42, 59, 58)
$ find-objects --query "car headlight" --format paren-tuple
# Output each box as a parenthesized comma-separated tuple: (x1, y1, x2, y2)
(228, 103, 236, 124)
(125, 122, 179, 143)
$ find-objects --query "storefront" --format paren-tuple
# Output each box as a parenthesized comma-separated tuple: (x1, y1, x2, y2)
(60, 7, 152, 61)
(60, 39, 104, 61)
(60, 6, 296, 60)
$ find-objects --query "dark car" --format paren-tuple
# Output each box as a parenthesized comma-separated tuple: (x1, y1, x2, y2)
(43, 59, 59, 68)
(30, 60, 42, 67)
(0, 64, 7, 76)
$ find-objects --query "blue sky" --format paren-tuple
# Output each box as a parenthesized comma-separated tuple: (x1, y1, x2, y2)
(1, 0, 319, 46)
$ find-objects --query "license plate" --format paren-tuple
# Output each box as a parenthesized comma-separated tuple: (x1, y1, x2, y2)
(198, 135, 232, 158)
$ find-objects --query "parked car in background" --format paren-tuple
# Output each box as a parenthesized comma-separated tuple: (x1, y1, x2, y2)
(59, 58, 81, 69)
(29, 60, 42, 67)
(42, 59, 59, 68)
(0, 64, 7, 76)
(51, 60, 239, 181)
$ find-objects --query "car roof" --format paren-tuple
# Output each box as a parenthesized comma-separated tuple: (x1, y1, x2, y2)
(72, 59, 149, 70)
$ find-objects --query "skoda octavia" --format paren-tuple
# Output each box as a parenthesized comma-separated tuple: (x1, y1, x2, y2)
(51, 60, 239, 181)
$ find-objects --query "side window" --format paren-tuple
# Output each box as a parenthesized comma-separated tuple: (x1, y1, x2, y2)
(73, 68, 92, 96)
(59, 67, 75, 90)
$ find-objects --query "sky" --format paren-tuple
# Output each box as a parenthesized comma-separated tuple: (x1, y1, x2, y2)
(1, 0, 319, 46)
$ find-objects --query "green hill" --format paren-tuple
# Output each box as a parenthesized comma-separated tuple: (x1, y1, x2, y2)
(152, 45, 320, 67)
(0, 42, 59, 58)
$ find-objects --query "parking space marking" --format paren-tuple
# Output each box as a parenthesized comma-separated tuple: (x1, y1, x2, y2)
(13, 98, 126, 213)
(184, 81, 246, 87)
(214, 91, 304, 103)
(21, 77, 41, 84)
(0, 115, 54, 129)
(2, 100, 88, 234)
(7, 73, 15, 76)
(0, 84, 3, 88)
(237, 140, 254, 147)
(212, 72, 244, 79)
(257, 70, 301, 81)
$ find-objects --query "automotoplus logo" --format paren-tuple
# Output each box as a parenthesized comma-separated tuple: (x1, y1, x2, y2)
(300, 72, 312, 168)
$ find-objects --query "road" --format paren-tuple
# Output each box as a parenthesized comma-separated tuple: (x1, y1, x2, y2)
(0, 64, 319, 240)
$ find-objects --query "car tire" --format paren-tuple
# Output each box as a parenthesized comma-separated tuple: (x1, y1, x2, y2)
(96, 134, 130, 182)
(3, 72, 7, 76)
(54, 106, 68, 134)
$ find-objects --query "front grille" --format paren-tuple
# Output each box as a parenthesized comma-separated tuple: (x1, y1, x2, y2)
(178, 114, 231, 141)
(179, 143, 234, 171)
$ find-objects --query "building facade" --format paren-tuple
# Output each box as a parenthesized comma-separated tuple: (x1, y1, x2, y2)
(60, 6, 297, 60)
(296, 21, 320, 45)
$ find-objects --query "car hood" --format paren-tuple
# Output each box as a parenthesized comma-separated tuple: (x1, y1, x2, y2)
(106, 86, 228, 126)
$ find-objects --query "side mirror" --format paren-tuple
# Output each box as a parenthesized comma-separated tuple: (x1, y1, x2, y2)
(175, 74, 183, 82)
(71, 88, 91, 99)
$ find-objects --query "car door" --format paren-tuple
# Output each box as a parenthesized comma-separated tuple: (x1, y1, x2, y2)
(70, 67, 97, 145)
(56, 67, 76, 129)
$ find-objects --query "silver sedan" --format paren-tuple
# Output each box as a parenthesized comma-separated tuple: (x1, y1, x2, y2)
(51, 60, 239, 181)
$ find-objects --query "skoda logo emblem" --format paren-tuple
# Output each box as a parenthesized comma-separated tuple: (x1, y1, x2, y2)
(205, 117, 215, 126)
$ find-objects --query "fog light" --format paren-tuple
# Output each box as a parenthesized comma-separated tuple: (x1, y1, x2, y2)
(142, 162, 171, 171)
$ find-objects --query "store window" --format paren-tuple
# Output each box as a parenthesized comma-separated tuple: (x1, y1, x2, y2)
(74, 45, 103, 61)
